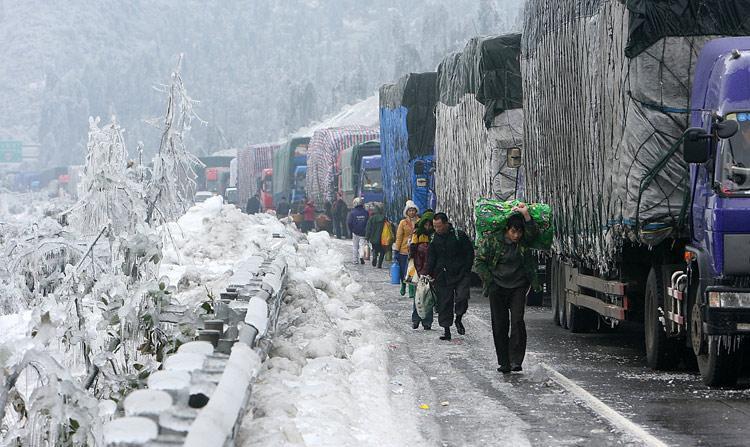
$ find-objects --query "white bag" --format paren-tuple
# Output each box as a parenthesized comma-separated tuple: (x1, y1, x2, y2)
(415, 276, 435, 319)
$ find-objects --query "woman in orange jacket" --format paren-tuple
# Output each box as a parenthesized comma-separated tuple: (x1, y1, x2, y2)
(393, 200, 419, 295)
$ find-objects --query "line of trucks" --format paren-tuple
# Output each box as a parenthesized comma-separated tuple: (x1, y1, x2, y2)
(232, 0, 750, 387)
(14, 0, 749, 387)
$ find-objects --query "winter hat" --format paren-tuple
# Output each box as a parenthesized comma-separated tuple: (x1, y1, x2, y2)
(415, 211, 435, 235)
(353, 197, 363, 207)
(403, 200, 419, 217)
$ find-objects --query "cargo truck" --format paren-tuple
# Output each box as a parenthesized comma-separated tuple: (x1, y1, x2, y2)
(273, 137, 309, 206)
(338, 140, 380, 205)
(522, 0, 750, 386)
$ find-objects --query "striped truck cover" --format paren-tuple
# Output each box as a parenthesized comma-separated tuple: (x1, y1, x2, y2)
(306, 126, 379, 206)
(237, 143, 281, 206)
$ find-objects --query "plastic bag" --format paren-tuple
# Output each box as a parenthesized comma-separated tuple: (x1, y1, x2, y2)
(474, 198, 553, 250)
(415, 276, 435, 319)
(381, 220, 394, 246)
(406, 259, 417, 283)
(360, 243, 371, 261)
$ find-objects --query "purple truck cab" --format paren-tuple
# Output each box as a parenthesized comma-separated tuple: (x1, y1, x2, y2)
(680, 38, 750, 385)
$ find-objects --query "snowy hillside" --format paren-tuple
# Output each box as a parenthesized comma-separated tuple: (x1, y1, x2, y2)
(0, 0, 523, 167)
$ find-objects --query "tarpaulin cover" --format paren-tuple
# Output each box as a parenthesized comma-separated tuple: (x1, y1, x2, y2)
(435, 96, 523, 237)
(379, 106, 413, 222)
(272, 137, 309, 203)
(521, 0, 725, 271)
(380, 72, 438, 221)
(237, 143, 281, 206)
(410, 155, 436, 216)
(625, 0, 750, 58)
(306, 126, 379, 206)
(474, 198, 553, 250)
(379, 72, 437, 158)
(437, 34, 523, 127)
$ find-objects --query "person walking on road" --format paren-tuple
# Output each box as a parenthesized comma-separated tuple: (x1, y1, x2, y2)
(394, 200, 420, 295)
(348, 198, 369, 265)
(276, 196, 291, 218)
(473, 203, 539, 374)
(409, 211, 435, 330)
(365, 205, 390, 268)
(426, 212, 475, 341)
(301, 200, 316, 233)
(245, 191, 262, 214)
(333, 193, 349, 239)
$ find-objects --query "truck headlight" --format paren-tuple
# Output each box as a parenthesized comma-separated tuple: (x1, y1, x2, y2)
(708, 291, 750, 308)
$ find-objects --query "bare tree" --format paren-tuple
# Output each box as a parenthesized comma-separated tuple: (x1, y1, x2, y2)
(146, 55, 204, 224)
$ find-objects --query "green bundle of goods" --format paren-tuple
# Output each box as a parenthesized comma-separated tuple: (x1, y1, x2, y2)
(474, 198, 553, 250)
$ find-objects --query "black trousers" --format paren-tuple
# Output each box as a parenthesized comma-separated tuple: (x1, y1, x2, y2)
(434, 275, 471, 328)
(489, 285, 528, 368)
(371, 243, 386, 268)
(333, 217, 346, 238)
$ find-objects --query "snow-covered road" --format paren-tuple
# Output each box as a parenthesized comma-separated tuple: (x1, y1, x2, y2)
(238, 237, 642, 447)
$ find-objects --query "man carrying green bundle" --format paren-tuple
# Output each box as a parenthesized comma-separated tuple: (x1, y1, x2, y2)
(473, 203, 539, 374)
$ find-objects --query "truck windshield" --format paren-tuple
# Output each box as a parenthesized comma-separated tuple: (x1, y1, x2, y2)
(716, 113, 750, 195)
(362, 169, 382, 192)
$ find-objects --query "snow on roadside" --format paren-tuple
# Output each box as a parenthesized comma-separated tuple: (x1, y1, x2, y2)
(158, 196, 300, 308)
(239, 231, 426, 447)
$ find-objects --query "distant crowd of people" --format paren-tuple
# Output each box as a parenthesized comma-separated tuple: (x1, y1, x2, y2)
(344, 197, 540, 374)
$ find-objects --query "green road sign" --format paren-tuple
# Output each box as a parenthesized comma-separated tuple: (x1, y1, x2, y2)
(0, 141, 23, 163)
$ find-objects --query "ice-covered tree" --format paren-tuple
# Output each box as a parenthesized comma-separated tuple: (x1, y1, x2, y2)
(146, 55, 203, 224)
(69, 116, 146, 237)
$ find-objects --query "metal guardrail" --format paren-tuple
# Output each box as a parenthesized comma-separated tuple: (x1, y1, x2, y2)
(103, 251, 288, 446)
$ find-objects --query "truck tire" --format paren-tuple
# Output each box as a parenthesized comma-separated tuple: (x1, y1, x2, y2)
(644, 267, 680, 370)
(690, 301, 742, 386)
(550, 257, 561, 325)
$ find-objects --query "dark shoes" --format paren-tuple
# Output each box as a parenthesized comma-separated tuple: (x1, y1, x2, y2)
(497, 366, 511, 374)
(423, 325, 431, 330)
(360, 258, 365, 265)
(399, 281, 406, 296)
(455, 315, 465, 335)
(439, 327, 452, 341)
(511, 364, 523, 372)
(412, 321, 420, 329)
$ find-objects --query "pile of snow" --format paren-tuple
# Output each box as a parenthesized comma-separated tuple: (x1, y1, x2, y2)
(238, 231, 424, 446)
(159, 196, 299, 306)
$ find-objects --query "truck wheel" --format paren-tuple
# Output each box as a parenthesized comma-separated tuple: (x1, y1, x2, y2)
(644, 267, 679, 370)
(691, 301, 742, 386)
(550, 257, 560, 325)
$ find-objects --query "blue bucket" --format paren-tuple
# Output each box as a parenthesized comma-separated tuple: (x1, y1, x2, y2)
(390, 261, 401, 285)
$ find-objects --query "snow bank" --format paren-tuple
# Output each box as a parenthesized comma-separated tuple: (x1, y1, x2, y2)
(239, 232, 424, 446)
(159, 196, 297, 307)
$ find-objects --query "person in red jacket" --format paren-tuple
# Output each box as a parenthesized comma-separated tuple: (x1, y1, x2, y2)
(302, 200, 316, 233)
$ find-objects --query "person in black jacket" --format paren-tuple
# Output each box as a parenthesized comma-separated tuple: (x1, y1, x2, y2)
(426, 212, 475, 341)
(333, 193, 349, 239)
(246, 191, 261, 214)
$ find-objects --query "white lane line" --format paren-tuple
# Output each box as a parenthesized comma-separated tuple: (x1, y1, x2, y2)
(468, 315, 669, 447)
(538, 363, 668, 447)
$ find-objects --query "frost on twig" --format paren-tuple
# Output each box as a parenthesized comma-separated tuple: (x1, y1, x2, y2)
(146, 55, 205, 224)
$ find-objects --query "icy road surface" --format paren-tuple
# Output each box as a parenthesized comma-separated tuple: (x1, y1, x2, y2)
(239, 234, 750, 447)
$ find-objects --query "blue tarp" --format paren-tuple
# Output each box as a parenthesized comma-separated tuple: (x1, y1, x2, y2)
(410, 155, 436, 214)
(379, 72, 438, 222)
(379, 106, 412, 222)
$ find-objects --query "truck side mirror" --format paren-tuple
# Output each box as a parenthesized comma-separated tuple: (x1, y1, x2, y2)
(715, 119, 739, 139)
(683, 128, 711, 164)
(506, 147, 523, 169)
